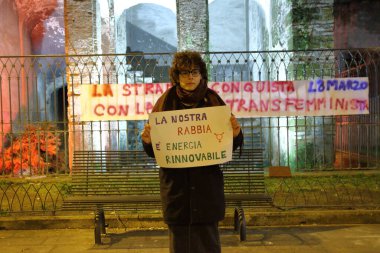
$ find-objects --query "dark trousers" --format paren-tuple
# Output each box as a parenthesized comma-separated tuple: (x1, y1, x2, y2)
(168, 222, 221, 253)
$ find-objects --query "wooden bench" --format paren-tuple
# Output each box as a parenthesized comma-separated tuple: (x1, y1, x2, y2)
(63, 149, 272, 244)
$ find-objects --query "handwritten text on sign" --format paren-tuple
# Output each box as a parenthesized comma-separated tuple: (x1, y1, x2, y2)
(149, 106, 233, 168)
(79, 77, 369, 121)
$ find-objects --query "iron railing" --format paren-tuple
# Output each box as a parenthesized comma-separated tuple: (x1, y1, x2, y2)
(0, 49, 379, 213)
(0, 171, 379, 214)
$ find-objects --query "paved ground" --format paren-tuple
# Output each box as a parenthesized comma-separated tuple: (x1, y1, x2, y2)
(1, 224, 380, 253)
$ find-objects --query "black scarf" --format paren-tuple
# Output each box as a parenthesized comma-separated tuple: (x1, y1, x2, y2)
(175, 79, 208, 107)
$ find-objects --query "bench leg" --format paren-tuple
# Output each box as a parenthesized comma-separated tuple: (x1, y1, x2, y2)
(99, 209, 106, 234)
(94, 208, 106, 244)
(233, 208, 240, 232)
(234, 207, 247, 242)
(95, 210, 102, 244)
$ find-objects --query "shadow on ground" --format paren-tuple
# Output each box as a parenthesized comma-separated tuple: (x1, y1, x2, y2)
(96, 225, 351, 249)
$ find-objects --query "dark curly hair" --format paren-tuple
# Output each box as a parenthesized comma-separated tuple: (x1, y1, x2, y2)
(169, 50, 208, 85)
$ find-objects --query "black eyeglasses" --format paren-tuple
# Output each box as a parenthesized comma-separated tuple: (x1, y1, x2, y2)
(179, 69, 201, 77)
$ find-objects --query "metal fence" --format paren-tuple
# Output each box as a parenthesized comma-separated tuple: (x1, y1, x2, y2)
(1, 171, 379, 214)
(0, 49, 380, 213)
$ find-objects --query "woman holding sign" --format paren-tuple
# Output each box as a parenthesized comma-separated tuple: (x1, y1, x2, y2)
(141, 51, 243, 253)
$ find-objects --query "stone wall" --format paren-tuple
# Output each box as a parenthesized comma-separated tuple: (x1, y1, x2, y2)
(291, 0, 334, 50)
(271, 0, 293, 50)
(65, 0, 99, 169)
(271, 0, 334, 50)
(177, 0, 209, 51)
(334, 0, 380, 48)
(65, 0, 97, 54)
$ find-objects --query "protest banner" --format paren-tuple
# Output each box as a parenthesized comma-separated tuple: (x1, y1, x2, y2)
(79, 77, 369, 121)
(209, 77, 369, 117)
(79, 83, 172, 121)
(149, 106, 233, 168)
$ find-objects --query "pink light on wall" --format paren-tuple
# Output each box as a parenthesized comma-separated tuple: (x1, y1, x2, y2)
(0, 0, 58, 151)
(14, 0, 58, 51)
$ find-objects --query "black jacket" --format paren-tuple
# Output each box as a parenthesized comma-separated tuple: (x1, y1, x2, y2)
(143, 86, 243, 224)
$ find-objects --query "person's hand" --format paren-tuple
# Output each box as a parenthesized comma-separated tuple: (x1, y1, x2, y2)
(141, 124, 152, 144)
(230, 115, 241, 137)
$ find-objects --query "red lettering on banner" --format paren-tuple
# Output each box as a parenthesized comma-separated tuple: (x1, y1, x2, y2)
(250, 99, 278, 112)
(350, 99, 368, 110)
(222, 82, 230, 93)
(306, 99, 316, 111)
(135, 84, 142, 95)
(125, 84, 141, 95)
(92, 84, 113, 97)
(317, 98, 326, 110)
(260, 99, 270, 111)
(145, 83, 154, 94)
(249, 99, 258, 111)
(285, 98, 294, 111)
(123, 83, 171, 96)
(136, 102, 144, 115)
(145, 102, 154, 113)
(350, 99, 357, 110)
(285, 98, 305, 111)
(244, 82, 253, 92)
(211, 82, 220, 93)
(227, 99, 284, 112)
(118, 106, 129, 115)
(295, 99, 304, 110)
(92, 85, 102, 97)
(336, 98, 347, 110)
(123, 84, 140, 95)
(94, 104, 129, 116)
(108, 106, 117, 115)
(155, 84, 164, 94)
(144, 83, 172, 95)
(257, 81, 265, 92)
(272, 99, 281, 111)
(225, 99, 238, 109)
(350, 98, 367, 110)
(210, 81, 295, 94)
(85, 79, 368, 120)
(273, 81, 295, 93)
(134, 102, 155, 114)
(94, 104, 105, 116)
(237, 99, 248, 111)
(153, 96, 362, 114)
(122, 84, 131, 96)
(231, 82, 240, 93)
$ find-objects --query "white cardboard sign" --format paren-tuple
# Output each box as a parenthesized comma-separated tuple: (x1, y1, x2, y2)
(149, 106, 233, 168)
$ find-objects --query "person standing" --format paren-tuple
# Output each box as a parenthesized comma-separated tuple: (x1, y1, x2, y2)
(141, 50, 243, 253)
